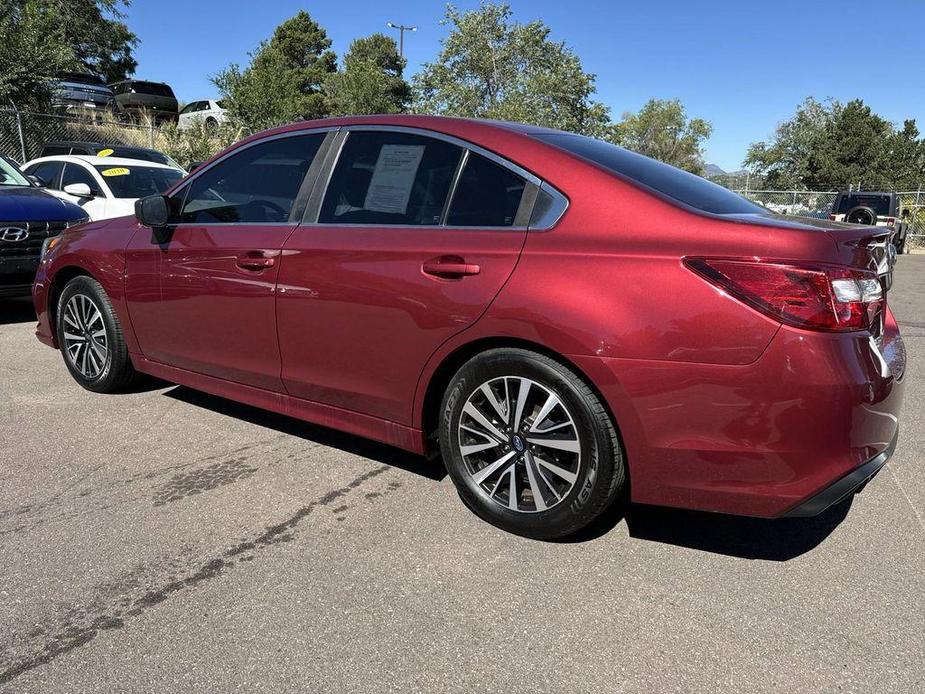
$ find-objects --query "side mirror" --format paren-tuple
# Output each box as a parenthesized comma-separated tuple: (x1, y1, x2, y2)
(135, 194, 171, 227)
(901, 208, 911, 218)
(63, 182, 94, 198)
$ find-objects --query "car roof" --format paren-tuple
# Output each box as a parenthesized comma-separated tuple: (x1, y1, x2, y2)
(43, 141, 161, 155)
(25, 154, 180, 170)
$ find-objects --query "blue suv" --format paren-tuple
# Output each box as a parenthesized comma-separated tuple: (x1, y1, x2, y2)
(0, 154, 88, 297)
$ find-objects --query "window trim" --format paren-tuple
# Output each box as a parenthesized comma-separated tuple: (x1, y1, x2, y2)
(302, 124, 553, 231)
(169, 127, 339, 227)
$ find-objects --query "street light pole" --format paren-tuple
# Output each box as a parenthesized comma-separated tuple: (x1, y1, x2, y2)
(386, 22, 417, 59)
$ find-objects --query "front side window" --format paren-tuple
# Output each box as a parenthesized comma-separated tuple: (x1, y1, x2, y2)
(26, 161, 64, 189)
(446, 152, 526, 227)
(95, 165, 183, 198)
(62, 163, 103, 196)
(319, 131, 462, 225)
(179, 133, 324, 223)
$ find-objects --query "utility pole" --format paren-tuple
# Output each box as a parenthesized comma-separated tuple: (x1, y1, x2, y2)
(387, 22, 417, 59)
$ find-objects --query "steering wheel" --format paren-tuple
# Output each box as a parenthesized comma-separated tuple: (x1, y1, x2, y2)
(240, 199, 288, 222)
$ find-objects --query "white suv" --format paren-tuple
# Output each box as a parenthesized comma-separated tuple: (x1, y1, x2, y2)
(178, 99, 227, 131)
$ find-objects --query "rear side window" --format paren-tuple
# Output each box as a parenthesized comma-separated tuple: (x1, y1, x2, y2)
(179, 133, 324, 223)
(319, 131, 462, 225)
(533, 132, 764, 216)
(446, 152, 526, 227)
(26, 161, 64, 189)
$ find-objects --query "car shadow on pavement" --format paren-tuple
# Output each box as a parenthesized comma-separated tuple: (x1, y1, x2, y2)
(164, 386, 448, 482)
(0, 297, 36, 325)
(620, 499, 852, 560)
(555, 492, 852, 560)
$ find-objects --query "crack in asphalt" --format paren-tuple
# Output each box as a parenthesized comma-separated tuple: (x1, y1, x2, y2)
(0, 464, 392, 687)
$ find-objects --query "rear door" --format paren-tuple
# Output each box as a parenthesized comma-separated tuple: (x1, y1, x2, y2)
(124, 131, 328, 390)
(276, 127, 535, 424)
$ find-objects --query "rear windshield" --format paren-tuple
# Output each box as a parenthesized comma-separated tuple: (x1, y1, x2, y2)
(533, 132, 765, 216)
(95, 165, 183, 198)
(836, 194, 892, 216)
(130, 82, 175, 98)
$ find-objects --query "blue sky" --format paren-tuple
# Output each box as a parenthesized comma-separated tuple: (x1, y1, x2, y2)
(125, 0, 925, 170)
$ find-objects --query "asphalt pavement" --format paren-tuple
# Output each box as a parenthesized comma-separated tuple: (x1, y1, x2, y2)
(0, 256, 923, 693)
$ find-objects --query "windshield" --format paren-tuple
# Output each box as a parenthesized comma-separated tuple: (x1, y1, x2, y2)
(533, 132, 765, 216)
(94, 165, 183, 198)
(836, 194, 892, 216)
(0, 156, 30, 187)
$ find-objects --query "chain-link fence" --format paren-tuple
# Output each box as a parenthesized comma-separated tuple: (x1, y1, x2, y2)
(735, 189, 925, 250)
(0, 107, 158, 163)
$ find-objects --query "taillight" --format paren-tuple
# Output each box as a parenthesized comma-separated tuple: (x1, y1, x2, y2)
(885, 217, 896, 226)
(828, 214, 837, 220)
(684, 258, 883, 332)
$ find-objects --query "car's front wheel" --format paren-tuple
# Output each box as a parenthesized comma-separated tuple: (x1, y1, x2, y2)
(439, 348, 626, 539)
(56, 275, 137, 393)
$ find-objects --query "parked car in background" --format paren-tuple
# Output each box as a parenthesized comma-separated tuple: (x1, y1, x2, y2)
(0, 154, 87, 297)
(31, 115, 905, 539)
(830, 191, 909, 253)
(50, 72, 115, 113)
(110, 80, 179, 124)
(178, 99, 228, 131)
(23, 155, 184, 221)
(39, 141, 184, 171)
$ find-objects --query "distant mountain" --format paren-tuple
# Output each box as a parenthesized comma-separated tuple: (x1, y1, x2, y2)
(705, 164, 749, 179)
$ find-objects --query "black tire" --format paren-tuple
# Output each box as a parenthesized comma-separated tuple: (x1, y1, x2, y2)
(439, 348, 625, 540)
(205, 117, 218, 133)
(56, 275, 137, 393)
(846, 205, 877, 225)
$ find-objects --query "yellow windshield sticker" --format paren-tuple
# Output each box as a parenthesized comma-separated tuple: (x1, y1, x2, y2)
(97, 148, 114, 157)
(100, 167, 130, 177)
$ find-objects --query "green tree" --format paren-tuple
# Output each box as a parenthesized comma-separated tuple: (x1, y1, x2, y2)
(611, 99, 712, 174)
(885, 120, 924, 191)
(808, 99, 893, 189)
(0, 1, 137, 110)
(745, 97, 831, 189)
(325, 33, 411, 115)
(413, 2, 611, 137)
(745, 97, 925, 190)
(214, 11, 337, 131)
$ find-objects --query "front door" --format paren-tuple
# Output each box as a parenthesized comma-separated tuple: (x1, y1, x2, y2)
(277, 129, 533, 424)
(124, 132, 327, 391)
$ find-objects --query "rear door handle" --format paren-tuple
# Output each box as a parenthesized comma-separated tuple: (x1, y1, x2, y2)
(236, 251, 277, 270)
(422, 256, 481, 279)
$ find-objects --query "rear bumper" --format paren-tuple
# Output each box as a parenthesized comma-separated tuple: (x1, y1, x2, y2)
(569, 309, 905, 518)
(782, 430, 897, 517)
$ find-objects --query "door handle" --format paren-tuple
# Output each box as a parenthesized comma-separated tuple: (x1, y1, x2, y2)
(422, 256, 481, 279)
(236, 251, 277, 270)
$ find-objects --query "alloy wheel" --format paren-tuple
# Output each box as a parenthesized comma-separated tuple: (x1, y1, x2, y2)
(457, 376, 582, 513)
(62, 294, 109, 379)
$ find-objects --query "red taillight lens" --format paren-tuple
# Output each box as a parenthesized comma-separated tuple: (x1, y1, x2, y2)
(684, 258, 883, 332)
(828, 214, 837, 220)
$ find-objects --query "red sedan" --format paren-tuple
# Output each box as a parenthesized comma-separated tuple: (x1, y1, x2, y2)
(32, 116, 905, 539)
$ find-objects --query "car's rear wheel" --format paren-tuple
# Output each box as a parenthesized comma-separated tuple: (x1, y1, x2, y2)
(439, 348, 625, 539)
(57, 276, 137, 393)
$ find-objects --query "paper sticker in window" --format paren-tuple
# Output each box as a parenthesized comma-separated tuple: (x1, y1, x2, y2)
(363, 144, 424, 214)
